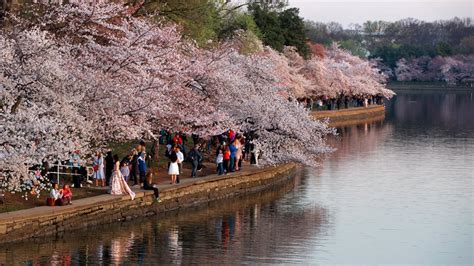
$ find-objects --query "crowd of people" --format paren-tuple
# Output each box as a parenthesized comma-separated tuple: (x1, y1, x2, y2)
(298, 94, 386, 111)
(42, 129, 260, 205)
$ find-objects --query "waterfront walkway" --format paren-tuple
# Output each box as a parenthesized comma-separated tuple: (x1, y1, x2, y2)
(0, 162, 297, 243)
(0, 162, 258, 220)
(312, 105, 385, 127)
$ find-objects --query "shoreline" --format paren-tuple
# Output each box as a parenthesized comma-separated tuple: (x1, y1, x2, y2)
(312, 105, 386, 128)
(388, 82, 473, 91)
(1, 169, 302, 263)
(0, 163, 298, 244)
(0, 106, 387, 244)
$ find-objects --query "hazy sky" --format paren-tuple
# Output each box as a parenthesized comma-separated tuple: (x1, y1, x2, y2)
(287, 0, 473, 26)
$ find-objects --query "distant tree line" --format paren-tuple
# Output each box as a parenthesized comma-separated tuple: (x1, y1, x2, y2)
(305, 18, 473, 64)
(305, 18, 474, 84)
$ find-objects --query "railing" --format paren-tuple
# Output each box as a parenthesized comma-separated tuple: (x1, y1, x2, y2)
(29, 162, 94, 186)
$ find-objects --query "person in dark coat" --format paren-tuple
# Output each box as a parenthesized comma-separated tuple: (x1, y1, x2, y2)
(187, 145, 202, 178)
(130, 149, 139, 186)
(148, 138, 159, 168)
(105, 151, 114, 186)
(143, 172, 160, 201)
(192, 134, 200, 146)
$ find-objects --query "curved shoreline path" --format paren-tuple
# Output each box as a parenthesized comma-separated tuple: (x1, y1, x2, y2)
(0, 105, 386, 244)
(0, 163, 298, 244)
(311, 105, 385, 127)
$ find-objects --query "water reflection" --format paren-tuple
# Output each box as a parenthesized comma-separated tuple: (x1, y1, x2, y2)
(386, 89, 474, 132)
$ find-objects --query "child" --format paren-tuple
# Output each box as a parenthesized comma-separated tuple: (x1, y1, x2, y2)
(61, 184, 73, 205)
(223, 145, 230, 174)
(120, 160, 130, 182)
(47, 183, 63, 206)
(216, 149, 224, 175)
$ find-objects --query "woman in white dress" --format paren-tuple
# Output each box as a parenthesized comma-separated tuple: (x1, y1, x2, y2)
(168, 146, 179, 184)
(110, 154, 135, 200)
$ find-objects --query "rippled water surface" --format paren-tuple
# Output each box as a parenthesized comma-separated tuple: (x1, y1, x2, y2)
(2, 88, 473, 265)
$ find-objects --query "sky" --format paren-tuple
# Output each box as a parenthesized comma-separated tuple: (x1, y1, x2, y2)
(287, 0, 473, 27)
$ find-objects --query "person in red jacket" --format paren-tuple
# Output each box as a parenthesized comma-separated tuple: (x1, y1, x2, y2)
(172, 133, 183, 145)
(223, 144, 231, 174)
(228, 129, 235, 143)
(61, 184, 73, 205)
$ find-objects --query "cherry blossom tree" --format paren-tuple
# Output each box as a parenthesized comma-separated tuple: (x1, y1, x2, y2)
(200, 47, 335, 165)
(0, 28, 92, 194)
(395, 55, 474, 85)
(324, 45, 393, 97)
(38, 3, 230, 139)
(284, 44, 394, 98)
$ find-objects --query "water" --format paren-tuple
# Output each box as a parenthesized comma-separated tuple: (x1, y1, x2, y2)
(1, 88, 473, 265)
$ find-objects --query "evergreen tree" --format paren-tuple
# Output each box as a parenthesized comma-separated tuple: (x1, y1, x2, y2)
(249, 3, 310, 58)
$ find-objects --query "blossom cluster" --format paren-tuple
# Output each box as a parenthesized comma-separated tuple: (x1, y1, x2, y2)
(282, 44, 395, 98)
(395, 55, 474, 85)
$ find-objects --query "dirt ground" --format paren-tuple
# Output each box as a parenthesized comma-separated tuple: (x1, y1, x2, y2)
(0, 187, 106, 213)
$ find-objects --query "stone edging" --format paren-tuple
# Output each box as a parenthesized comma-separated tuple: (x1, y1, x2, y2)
(312, 105, 385, 127)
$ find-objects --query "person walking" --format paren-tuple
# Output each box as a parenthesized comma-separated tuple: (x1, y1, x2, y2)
(192, 134, 200, 146)
(187, 145, 202, 178)
(93, 151, 105, 187)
